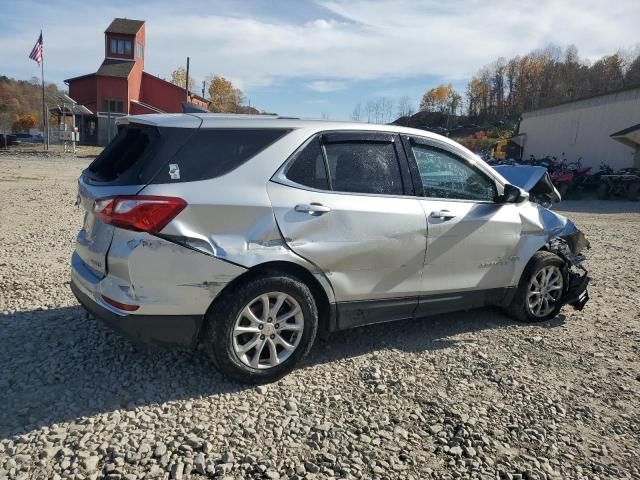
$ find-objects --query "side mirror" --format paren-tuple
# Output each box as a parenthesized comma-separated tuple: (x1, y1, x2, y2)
(499, 183, 524, 203)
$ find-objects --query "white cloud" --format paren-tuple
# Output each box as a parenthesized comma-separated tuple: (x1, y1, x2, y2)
(0, 0, 638, 92)
(135, 0, 640, 89)
(307, 80, 346, 92)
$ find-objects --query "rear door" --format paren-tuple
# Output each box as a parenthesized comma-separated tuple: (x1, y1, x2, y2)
(268, 132, 426, 320)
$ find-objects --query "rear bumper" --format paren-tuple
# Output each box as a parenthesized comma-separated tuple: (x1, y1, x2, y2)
(71, 279, 203, 349)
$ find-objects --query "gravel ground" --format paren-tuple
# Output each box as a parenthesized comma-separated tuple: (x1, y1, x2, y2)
(0, 154, 639, 480)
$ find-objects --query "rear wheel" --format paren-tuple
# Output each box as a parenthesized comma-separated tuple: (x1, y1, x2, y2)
(203, 274, 318, 384)
(627, 182, 640, 201)
(507, 251, 565, 323)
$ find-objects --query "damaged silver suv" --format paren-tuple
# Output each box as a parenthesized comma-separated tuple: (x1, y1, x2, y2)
(71, 114, 589, 383)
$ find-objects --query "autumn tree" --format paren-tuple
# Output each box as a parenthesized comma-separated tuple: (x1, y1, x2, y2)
(420, 84, 460, 115)
(0, 76, 64, 132)
(463, 44, 640, 124)
(12, 113, 37, 132)
(589, 54, 624, 95)
(169, 67, 197, 92)
(207, 75, 244, 113)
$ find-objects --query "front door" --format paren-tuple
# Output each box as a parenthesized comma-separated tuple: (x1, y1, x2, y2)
(268, 132, 426, 326)
(402, 136, 522, 301)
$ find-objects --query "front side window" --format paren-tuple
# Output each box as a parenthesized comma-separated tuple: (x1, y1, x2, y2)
(324, 142, 403, 195)
(284, 138, 329, 190)
(411, 144, 496, 201)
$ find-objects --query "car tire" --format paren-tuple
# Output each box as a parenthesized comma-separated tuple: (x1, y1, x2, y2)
(627, 182, 640, 201)
(507, 251, 565, 323)
(203, 273, 318, 384)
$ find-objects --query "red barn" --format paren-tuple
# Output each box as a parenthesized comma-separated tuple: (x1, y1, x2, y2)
(65, 18, 209, 145)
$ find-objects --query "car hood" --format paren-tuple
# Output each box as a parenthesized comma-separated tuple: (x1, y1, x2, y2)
(494, 165, 561, 205)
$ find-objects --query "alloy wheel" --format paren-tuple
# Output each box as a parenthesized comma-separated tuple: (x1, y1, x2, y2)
(527, 265, 563, 317)
(232, 292, 304, 369)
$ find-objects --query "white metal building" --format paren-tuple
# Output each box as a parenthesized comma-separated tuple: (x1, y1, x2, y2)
(519, 86, 640, 170)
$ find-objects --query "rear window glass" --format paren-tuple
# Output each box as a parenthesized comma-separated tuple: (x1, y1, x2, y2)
(151, 128, 290, 183)
(88, 125, 159, 182)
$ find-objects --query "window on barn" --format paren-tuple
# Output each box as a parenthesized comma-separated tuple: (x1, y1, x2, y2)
(102, 99, 124, 113)
(109, 38, 132, 56)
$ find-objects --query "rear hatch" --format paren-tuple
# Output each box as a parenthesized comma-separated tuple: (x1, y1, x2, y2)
(75, 117, 199, 278)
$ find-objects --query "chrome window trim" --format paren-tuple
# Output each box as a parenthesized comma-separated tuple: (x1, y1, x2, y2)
(269, 176, 497, 204)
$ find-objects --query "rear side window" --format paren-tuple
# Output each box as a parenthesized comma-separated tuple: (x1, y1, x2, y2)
(152, 128, 290, 183)
(284, 138, 329, 190)
(324, 142, 403, 195)
(88, 125, 159, 182)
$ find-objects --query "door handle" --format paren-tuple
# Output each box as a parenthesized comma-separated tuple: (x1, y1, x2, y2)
(294, 203, 331, 216)
(430, 209, 456, 220)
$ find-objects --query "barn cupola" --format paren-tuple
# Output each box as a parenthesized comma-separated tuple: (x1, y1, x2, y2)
(104, 18, 145, 68)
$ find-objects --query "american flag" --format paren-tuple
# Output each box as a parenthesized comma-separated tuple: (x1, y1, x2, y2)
(29, 32, 43, 66)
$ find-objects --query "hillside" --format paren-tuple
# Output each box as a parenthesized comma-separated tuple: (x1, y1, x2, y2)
(0, 75, 64, 133)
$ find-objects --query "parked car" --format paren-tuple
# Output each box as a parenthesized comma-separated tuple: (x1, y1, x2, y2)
(71, 115, 590, 383)
(11, 133, 44, 144)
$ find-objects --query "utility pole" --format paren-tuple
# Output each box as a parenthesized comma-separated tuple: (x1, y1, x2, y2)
(185, 57, 190, 102)
(202, 80, 205, 98)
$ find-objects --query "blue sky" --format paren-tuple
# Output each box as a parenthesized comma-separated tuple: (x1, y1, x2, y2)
(1, 0, 638, 119)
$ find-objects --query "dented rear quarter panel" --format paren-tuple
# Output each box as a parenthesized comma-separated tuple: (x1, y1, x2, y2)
(107, 230, 247, 315)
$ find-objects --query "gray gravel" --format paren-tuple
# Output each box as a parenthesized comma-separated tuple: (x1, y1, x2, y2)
(1, 154, 639, 480)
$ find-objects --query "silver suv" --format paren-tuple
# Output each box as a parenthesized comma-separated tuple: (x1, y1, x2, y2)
(71, 114, 589, 383)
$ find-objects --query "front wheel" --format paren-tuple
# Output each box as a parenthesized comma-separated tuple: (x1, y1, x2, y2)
(507, 251, 565, 323)
(203, 274, 318, 384)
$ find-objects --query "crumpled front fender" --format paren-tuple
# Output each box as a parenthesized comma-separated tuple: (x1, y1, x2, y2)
(514, 202, 590, 310)
(510, 202, 589, 285)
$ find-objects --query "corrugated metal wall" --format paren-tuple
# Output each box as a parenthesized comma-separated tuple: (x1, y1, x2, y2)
(519, 88, 640, 170)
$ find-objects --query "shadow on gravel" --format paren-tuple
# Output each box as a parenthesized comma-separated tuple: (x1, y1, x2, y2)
(306, 307, 566, 367)
(0, 304, 565, 439)
(0, 306, 247, 439)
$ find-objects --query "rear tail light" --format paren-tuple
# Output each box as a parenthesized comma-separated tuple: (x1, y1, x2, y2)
(101, 295, 139, 312)
(93, 195, 187, 233)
